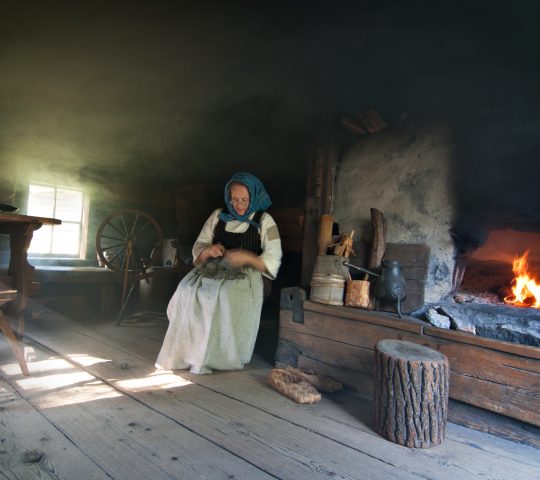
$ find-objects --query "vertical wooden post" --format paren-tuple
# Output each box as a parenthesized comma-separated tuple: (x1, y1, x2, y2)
(300, 141, 337, 288)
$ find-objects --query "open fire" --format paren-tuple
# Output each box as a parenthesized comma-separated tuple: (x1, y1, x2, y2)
(426, 232, 540, 347)
(504, 250, 540, 308)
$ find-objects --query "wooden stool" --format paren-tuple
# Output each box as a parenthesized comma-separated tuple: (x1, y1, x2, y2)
(374, 339, 448, 448)
(0, 289, 29, 376)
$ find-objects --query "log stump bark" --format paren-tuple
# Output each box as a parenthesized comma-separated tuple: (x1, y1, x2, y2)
(374, 339, 449, 448)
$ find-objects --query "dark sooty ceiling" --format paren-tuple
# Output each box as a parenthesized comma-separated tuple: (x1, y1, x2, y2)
(1, 1, 539, 210)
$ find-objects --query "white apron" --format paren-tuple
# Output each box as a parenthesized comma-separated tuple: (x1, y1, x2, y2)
(155, 264, 264, 374)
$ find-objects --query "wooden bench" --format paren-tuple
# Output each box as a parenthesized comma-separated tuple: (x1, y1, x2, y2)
(32, 266, 124, 314)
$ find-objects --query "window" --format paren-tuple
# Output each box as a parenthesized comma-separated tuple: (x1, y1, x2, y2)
(27, 184, 88, 257)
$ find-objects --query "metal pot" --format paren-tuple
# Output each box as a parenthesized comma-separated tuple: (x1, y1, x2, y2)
(374, 260, 407, 317)
(343, 259, 407, 317)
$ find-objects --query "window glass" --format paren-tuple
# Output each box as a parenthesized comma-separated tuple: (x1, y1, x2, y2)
(27, 184, 86, 257)
(56, 189, 83, 222)
(52, 223, 80, 255)
(28, 225, 52, 254)
(28, 185, 55, 218)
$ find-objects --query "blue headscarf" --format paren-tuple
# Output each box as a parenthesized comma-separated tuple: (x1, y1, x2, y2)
(219, 172, 272, 227)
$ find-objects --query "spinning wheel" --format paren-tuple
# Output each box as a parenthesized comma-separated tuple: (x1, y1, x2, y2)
(96, 210, 164, 322)
(96, 209, 163, 273)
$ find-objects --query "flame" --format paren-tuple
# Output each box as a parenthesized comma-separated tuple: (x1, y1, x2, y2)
(504, 250, 540, 308)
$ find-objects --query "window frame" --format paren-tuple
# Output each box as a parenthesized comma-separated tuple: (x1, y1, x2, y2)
(27, 183, 90, 260)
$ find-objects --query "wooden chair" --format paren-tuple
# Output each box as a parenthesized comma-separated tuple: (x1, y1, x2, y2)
(0, 289, 30, 376)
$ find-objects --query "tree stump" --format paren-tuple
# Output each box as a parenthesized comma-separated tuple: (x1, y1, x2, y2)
(374, 339, 449, 448)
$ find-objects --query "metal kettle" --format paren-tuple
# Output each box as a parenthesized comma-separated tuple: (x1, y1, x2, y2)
(374, 260, 407, 317)
(343, 259, 407, 317)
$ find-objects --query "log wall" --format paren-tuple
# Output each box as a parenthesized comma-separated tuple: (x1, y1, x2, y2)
(277, 291, 540, 428)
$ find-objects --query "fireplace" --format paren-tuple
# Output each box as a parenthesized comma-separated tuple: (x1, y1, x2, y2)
(331, 122, 540, 347)
(283, 122, 539, 435)
(436, 229, 540, 346)
(457, 229, 540, 304)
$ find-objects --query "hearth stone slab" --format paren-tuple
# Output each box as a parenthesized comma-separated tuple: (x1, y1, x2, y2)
(439, 303, 540, 347)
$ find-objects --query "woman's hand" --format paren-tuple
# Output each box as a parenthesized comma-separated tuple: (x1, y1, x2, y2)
(194, 243, 225, 265)
(224, 249, 268, 274)
(206, 243, 226, 258)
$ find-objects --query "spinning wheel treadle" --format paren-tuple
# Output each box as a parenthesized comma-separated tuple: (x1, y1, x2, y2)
(96, 210, 164, 322)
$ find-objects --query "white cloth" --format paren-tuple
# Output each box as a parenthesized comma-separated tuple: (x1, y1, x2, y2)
(192, 209, 282, 279)
(155, 209, 282, 374)
(155, 265, 263, 374)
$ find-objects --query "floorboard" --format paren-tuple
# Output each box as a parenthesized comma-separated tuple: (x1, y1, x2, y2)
(0, 377, 111, 480)
(0, 305, 538, 480)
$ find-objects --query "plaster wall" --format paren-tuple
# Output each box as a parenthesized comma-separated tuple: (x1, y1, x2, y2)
(334, 125, 456, 303)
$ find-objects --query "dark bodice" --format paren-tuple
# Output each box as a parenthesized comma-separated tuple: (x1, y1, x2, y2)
(212, 210, 263, 255)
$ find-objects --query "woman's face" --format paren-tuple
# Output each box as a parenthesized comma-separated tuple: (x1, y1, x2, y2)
(229, 184, 250, 216)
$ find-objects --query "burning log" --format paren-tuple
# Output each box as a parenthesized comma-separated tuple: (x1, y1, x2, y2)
(504, 250, 540, 308)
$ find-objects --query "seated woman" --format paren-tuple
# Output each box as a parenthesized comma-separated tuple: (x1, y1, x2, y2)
(156, 172, 282, 374)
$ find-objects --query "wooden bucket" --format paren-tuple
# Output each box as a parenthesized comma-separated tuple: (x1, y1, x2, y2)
(345, 280, 371, 308)
(313, 255, 350, 278)
(310, 273, 345, 306)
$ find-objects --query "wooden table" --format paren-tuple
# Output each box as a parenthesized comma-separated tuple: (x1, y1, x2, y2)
(0, 212, 61, 336)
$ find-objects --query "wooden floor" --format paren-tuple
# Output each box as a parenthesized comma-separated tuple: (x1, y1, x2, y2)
(1, 304, 539, 480)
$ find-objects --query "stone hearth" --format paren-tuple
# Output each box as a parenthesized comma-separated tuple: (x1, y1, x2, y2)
(427, 302, 540, 347)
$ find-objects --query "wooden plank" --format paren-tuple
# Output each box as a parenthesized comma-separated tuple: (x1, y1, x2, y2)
(26, 311, 540, 480)
(0, 213, 61, 226)
(302, 300, 425, 332)
(267, 207, 304, 251)
(1, 346, 272, 480)
(22, 318, 540, 480)
(268, 208, 304, 237)
(385, 243, 431, 266)
(416, 334, 540, 425)
(33, 267, 124, 285)
(19, 318, 426, 480)
(281, 237, 303, 253)
(300, 149, 324, 287)
(367, 208, 386, 271)
(447, 372, 539, 426)
(420, 334, 540, 379)
(282, 320, 540, 424)
(0, 376, 111, 480)
(280, 310, 423, 349)
(197, 360, 540, 479)
(280, 327, 374, 372)
(448, 399, 540, 450)
(300, 143, 337, 287)
(282, 306, 540, 427)
(425, 325, 540, 360)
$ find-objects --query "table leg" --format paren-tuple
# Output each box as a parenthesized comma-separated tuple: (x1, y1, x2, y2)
(8, 223, 38, 336)
(0, 309, 29, 376)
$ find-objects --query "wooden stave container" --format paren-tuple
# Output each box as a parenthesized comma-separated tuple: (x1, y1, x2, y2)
(309, 273, 345, 306)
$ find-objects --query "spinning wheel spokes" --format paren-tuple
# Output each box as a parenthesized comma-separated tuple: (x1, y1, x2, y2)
(96, 209, 163, 273)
